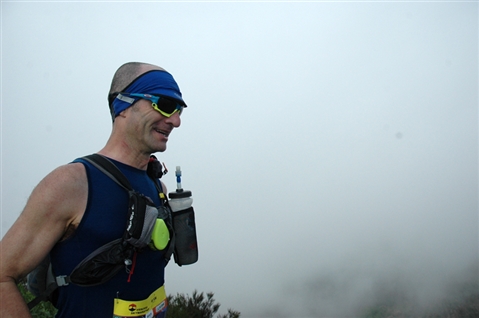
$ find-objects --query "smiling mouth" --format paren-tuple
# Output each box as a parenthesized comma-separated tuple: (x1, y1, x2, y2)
(155, 129, 170, 137)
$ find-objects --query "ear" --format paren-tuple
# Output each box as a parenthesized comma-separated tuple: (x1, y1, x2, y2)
(117, 108, 129, 118)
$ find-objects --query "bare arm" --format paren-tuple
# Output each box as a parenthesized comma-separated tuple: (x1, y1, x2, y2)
(0, 163, 87, 317)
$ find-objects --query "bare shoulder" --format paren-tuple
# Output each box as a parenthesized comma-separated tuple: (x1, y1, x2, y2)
(38, 162, 87, 195)
(0, 162, 88, 280)
(23, 162, 87, 229)
(31, 162, 88, 226)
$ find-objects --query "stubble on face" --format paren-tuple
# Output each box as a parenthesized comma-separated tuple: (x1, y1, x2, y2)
(128, 102, 171, 154)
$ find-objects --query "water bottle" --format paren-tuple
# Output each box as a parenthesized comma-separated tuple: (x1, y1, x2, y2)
(168, 166, 198, 266)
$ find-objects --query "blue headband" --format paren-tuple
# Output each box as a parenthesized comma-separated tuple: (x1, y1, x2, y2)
(112, 70, 185, 117)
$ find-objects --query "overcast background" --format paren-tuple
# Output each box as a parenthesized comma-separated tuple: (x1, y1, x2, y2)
(1, 1, 478, 317)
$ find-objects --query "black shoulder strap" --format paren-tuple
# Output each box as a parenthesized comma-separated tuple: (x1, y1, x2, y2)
(82, 154, 133, 191)
(82, 153, 173, 262)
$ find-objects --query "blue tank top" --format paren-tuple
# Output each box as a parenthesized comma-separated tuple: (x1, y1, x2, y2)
(50, 157, 167, 318)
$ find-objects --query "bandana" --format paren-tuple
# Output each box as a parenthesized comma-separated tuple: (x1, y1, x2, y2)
(112, 70, 186, 117)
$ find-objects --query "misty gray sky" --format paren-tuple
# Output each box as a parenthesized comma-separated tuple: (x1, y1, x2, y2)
(1, 1, 478, 317)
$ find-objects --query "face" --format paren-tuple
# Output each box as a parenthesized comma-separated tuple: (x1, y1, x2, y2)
(124, 99, 181, 154)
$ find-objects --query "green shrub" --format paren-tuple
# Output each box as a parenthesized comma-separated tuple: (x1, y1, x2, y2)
(18, 279, 57, 318)
(167, 290, 240, 318)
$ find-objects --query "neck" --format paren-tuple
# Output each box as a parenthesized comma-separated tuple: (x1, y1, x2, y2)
(98, 137, 151, 171)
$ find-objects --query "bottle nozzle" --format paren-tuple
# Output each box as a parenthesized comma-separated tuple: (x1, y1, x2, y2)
(175, 166, 183, 192)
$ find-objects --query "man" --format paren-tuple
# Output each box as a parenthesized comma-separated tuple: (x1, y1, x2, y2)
(0, 62, 187, 317)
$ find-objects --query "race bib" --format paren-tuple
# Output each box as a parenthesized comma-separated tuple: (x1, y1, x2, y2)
(113, 285, 167, 318)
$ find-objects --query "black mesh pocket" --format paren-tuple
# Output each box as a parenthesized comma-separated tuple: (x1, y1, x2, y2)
(125, 191, 157, 248)
(172, 207, 198, 266)
(69, 239, 127, 286)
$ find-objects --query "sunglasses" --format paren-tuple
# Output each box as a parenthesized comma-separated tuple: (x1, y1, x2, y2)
(116, 92, 186, 118)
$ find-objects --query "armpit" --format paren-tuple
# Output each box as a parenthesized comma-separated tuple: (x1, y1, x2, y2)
(60, 222, 78, 241)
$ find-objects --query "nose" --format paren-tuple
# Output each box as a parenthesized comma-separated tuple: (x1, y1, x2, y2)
(165, 111, 181, 128)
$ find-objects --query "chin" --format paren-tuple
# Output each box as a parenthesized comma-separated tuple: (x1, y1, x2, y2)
(155, 144, 167, 153)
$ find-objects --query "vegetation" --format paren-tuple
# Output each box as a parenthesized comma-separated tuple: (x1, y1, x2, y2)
(18, 279, 57, 318)
(19, 279, 240, 318)
(21, 275, 477, 318)
(167, 290, 241, 318)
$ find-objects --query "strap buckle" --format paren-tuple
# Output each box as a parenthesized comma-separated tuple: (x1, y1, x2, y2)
(55, 275, 70, 287)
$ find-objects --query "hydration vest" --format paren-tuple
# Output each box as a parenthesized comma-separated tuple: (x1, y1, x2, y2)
(26, 154, 176, 309)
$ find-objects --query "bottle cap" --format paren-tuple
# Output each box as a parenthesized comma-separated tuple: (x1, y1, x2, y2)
(169, 190, 192, 199)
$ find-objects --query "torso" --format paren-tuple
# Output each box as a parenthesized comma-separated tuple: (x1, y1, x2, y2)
(50, 157, 167, 318)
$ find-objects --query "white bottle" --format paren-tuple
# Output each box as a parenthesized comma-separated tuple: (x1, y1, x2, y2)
(168, 166, 193, 212)
(168, 190, 193, 212)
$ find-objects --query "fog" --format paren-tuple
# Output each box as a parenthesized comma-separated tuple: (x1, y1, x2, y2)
(1, 2, 478, 317)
